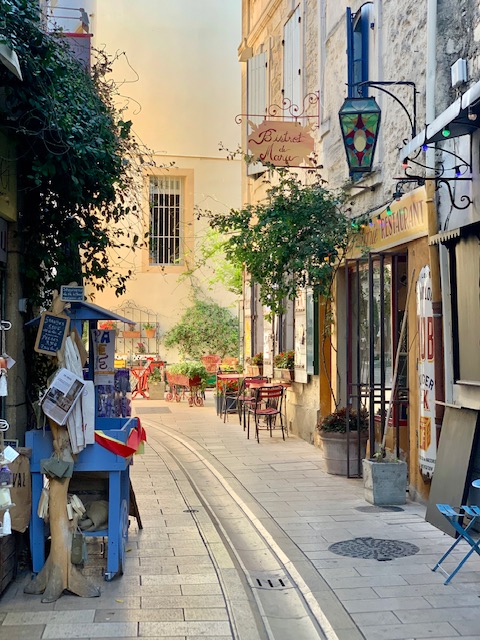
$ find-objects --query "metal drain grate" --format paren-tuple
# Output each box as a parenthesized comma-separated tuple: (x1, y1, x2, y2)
(134, 407, 171, 414)
(328, 537, 419, 562)
(355, 505, 404, 513)
(183, 509, 199, 513)
(250, 572, 291, 589)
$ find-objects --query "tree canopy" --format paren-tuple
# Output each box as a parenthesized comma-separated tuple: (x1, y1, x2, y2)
(163, 295, 239, 359)
(0, 0, 145, 306)
(207, 168, 352, 314)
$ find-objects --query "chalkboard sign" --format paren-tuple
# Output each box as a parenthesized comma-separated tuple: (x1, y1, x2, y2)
(60, 285, 84, 302)
(34, 312, 70, 356)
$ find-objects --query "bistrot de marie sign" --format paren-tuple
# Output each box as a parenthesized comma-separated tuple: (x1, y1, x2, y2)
(247, 120, 315, 167)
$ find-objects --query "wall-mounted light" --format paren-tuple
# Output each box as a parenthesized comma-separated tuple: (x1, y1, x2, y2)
(338, 97, 381, 174)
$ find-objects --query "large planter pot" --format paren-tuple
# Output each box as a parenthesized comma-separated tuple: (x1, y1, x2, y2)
(362, 458, 407, 505)
(148, 382, 165, 400)
(144, 329, 156, 339)
(273, 368, 294, 382)
(318, 431, 367, 476)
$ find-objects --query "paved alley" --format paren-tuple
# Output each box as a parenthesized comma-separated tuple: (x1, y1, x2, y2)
(1, 393, 480, 640)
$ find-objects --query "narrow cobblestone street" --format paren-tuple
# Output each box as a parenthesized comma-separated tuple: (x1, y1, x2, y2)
(1, 394, 480, 639)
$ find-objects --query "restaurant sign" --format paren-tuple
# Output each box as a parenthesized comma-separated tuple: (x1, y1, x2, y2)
(247, 120, 315, 167)
(353, 187, 429, 254)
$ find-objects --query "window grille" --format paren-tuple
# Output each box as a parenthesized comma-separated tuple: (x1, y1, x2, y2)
(149, 177, 183, 265)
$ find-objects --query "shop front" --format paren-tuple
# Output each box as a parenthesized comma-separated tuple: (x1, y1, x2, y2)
(335, 185, 439, 498)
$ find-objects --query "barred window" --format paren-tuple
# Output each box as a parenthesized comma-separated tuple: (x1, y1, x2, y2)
(149, 177, 183, 265)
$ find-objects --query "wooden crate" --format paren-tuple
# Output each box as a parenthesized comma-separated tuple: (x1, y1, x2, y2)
(0, 534, 16, 595)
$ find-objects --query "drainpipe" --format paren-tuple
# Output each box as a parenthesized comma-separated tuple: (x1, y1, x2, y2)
(426, 0, 446, 438)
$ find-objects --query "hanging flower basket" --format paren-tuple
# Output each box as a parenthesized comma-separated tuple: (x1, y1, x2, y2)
(123, 330, 141, 339)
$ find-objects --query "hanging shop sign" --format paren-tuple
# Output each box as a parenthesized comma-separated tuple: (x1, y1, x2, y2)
(247, 120, 315, 167)
(416, 265, 436, 480)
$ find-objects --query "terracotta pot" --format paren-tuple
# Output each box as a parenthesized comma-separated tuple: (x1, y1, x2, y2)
(123, 331, 140, 339)
(145, 329, 156, 339)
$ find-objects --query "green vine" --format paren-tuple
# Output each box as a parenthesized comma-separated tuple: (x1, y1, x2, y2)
(205, 165, 354, 315)
(0, 0, 147, 306)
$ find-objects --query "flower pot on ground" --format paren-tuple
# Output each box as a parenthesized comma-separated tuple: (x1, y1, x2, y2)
(316, 407, 369, 476)
(362, 457, 407, 505)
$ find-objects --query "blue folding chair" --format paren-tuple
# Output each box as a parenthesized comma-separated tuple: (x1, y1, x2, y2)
(432, 503, 480, 584)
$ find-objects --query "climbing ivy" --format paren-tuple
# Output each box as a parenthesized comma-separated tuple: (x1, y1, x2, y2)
(0, 0, 146, 306)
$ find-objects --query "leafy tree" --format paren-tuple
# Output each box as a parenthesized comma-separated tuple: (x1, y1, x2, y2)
(206, 167, 353, 314)
(0, 0, 147, 307)
(164, 295, 239, 359)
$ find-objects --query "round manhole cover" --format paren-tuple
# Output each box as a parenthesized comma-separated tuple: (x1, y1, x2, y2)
(328, 537, 419, 561)
(355, 505, 404, 513)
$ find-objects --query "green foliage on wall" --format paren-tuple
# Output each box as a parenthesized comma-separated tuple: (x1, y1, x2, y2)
(0, 0, 146, 305)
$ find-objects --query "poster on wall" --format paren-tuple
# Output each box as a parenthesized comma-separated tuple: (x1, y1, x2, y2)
(92, 329, 116, 385)
(416, 265, 436, 480)
(294, 289, 308, 383)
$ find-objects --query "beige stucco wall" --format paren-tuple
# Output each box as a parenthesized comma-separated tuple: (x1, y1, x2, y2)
(88, 1, 243, 363)
(89, 153, 241, 363)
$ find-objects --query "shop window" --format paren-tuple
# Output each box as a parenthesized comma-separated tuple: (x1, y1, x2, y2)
(346, 4, 372, 98)
(149, 177, 183, 265)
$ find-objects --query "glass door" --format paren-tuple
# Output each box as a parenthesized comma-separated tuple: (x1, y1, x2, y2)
(346, 253, 408, 468)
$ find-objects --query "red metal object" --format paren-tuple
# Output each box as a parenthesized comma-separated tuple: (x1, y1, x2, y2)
(165, 373, 204, 407)
(130, 366, 150, 399)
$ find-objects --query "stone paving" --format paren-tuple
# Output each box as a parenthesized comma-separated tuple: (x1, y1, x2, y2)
(0, 392, 480, 639)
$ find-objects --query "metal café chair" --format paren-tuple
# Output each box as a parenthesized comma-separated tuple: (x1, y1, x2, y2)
(432, 503, 480, 584)
(237, 376, 269, 428)
(246, 385, 285, 443)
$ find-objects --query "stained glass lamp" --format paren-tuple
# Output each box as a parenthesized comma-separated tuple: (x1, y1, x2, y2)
(338, 97, 381, 174)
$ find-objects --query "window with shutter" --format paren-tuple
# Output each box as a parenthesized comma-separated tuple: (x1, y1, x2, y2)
(347, 4, 372, 98)
(283, 6, 302, 110)
(247, 51, 267, 176)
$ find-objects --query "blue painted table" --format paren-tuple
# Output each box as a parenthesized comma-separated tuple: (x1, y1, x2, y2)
(26, 417, 133, 581)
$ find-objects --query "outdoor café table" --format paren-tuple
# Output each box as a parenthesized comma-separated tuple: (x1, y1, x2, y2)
(130, 366, 150, 399)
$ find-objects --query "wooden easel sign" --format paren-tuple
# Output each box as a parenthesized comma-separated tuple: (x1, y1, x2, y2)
(34, 312, 70, 356)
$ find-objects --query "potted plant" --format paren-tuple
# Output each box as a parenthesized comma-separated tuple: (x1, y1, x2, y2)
(273, 350, 295, 381)
(98, 320, 117, 332)
(137, 342, 146, 354)
(246, 352, 263, 376)
(143, 322, 156, 339)
(147, 366, 165, 400)
(362, 450, 408, 506)
(123, 323, 141, 339)
(316, 407, 369, 476)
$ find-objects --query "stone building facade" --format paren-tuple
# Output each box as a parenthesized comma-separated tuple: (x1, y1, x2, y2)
(239, 0, 480, 504)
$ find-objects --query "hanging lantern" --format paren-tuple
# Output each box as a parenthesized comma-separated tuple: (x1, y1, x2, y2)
(338, 97, 381, 174)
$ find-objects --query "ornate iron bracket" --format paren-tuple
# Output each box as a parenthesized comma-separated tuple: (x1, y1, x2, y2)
(393, 175, 472, 210)
(351, 81, 418, 139)
(236, 92, 320, 128)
